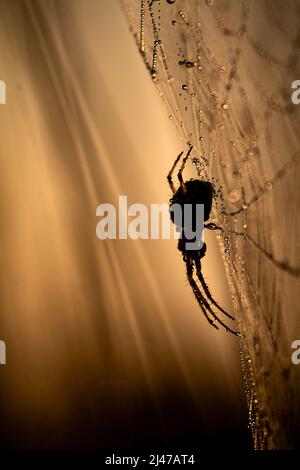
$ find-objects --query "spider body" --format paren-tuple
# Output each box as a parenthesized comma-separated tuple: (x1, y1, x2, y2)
(167, 146, 239, 336)
(170, 179, 214, 257)
(170, 179, 214, 224)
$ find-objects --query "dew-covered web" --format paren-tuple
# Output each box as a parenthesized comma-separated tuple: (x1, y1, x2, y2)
(120, 0, 300, 449)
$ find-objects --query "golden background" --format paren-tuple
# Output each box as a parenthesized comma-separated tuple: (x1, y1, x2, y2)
(0, 0, 249, 449)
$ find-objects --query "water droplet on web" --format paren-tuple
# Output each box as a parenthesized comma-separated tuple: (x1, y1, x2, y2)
(293, 151, 300, 162)
(167, 0, 176, 4)
(265, 181, 272, 190)
(228, 189, 241, 203)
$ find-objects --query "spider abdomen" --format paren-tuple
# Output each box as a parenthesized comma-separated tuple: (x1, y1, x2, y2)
(169, 179, 214, 229)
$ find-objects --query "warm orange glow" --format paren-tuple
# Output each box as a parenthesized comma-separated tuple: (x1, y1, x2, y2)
(0, 0, 248, 449)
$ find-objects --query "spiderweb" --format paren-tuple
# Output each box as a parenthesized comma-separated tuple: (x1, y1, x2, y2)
(120, 0, 300, 449)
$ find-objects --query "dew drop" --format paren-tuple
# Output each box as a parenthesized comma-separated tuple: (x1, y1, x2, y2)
(293, 151, 300, 162)
(265, 181, 273, 190)
(228, 188, 241, 203)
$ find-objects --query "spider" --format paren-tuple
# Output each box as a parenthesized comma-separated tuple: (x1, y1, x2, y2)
(167, 145, 239, 336)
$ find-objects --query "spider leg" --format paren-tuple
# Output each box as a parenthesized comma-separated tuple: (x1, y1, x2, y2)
(194, 258, 235, 321)
(167, 151, 184, 194)
(197, 284, 239, 335)
(186, 256, 219, 330)
(178, 145, 193, 188)
(187, 257, 239, 335)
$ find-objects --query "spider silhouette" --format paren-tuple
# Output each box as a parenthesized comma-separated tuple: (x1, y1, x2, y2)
(167, 145, 239, 336)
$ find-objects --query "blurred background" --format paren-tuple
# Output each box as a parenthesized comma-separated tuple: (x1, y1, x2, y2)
(0, 0, 251, 450)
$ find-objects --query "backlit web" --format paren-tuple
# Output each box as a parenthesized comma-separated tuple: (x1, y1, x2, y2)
(120, 0, 300, 449)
